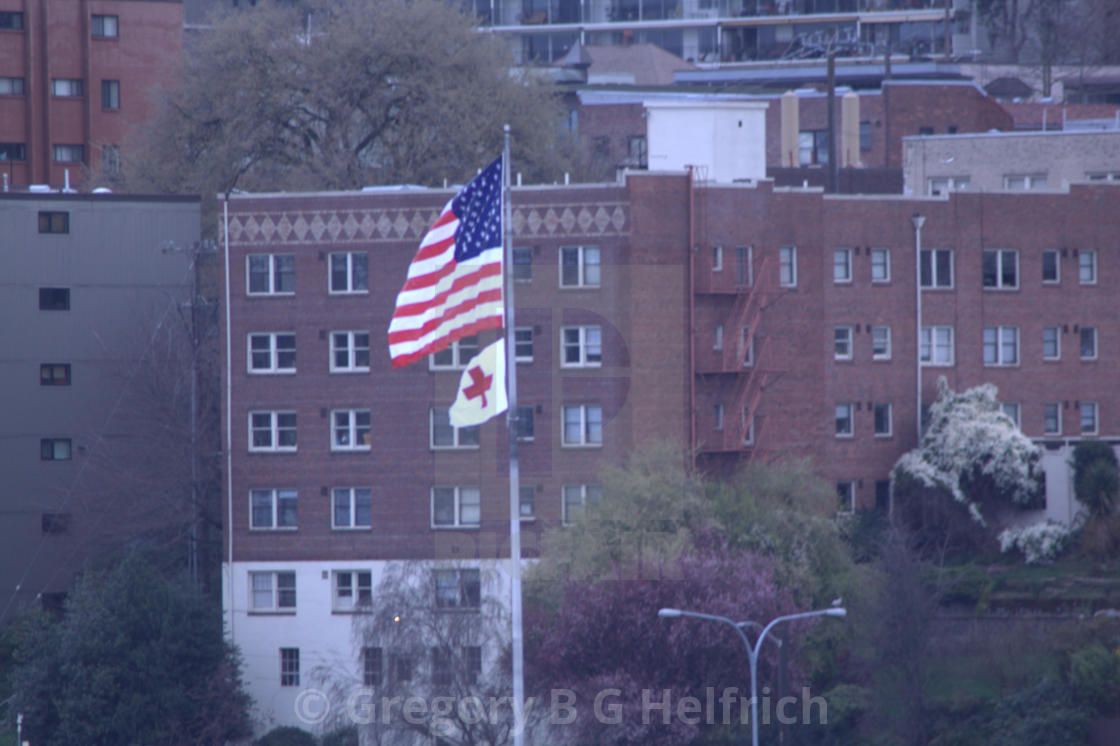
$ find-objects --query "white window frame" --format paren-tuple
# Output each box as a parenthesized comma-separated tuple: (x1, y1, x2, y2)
(429, 407, 480, 450)
(1080, 326, 1098, 360)
(836, 481, 855, 514)
(331, 409, 371, 451)
(431, 486, 481, 528)
(1041, 250, 1060, 284)
(280, 647, 300, 685)
(333, 570, 373, 612)
(561, 404, 603, 447)
(519, 486, 535, 519)
(1080, 402, 1099, 435)
(433, 568, 481, 609)
(247, 332, 296, 374)
(834, 326, 853, 360)
(714, 403, 724, 431)
(741, 329, 754, 367)
(779, 246, 797, 288)
(872, 326, 891, 360)
(735, 245, 753, 287)
(330, 331, 371, 373)
(512, 247, 532, 282)
(741, 409, 754, 445)
(983, 326, 1020, 366)
(559, 246, 601, 288)
(835, 403, 854, 438)
(1004, 173, 1047, 191)
(920, 326, 954, 366)
(1000, 402, 1021, 428)
(328, 251, 369, 294)
(928, 176, 970, 195)
(870, 248, 890, 283)
(249, 570, 296, 612)
(332, 487, 372, 529)
(514, 327, 533, 363)
(51, 78, 83, 97)
(91, 13, 118, 37)
(248, 411, 297, 453)
(713, 323, 724, 351)
(515, 405, 534, 442)
(1042, 326, 1061, 361)
(982, 249, 1019, 290)
(52, 144, 83, 163)
(874, 402, 893, 438)
(712, 245, 723, 272)
(249, 488, 298, 530)
(920, 249, 953, 288)
(429, 336, 480, 371)
(1043, 402, 1062, 435)
(562, 484, 602, 525)
(246, 253, 295, 296)
(560, 325, 602, 368)
(1079, 251, 1097, 285)
(833, 248, 852, 283)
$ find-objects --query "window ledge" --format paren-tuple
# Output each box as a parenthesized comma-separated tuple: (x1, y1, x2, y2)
(430, 525, 481, 531)
(247, 609, 296, 616)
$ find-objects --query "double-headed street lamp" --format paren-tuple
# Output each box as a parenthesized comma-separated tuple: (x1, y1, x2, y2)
(658, 605, 847, 746)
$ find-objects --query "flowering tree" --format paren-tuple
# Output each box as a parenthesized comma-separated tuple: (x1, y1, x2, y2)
(893, 379, 1042, 529)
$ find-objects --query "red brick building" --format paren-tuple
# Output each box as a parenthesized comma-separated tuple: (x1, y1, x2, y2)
(0, 0, 182, 187)
(220, 174, 1119, 732)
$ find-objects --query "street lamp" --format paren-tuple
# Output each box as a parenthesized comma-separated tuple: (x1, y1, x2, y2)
(658, 605, 847, 746)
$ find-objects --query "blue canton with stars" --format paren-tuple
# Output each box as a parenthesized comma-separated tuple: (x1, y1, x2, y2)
(451, 157, 503, 262)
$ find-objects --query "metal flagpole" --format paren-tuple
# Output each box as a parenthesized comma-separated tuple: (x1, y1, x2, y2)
(501, 124, 527, 746)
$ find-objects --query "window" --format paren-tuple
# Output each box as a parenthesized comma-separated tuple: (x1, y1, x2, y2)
(561, 326, 602, 367)
(712, 245, 723, 272)
(391, 655, 413, 683)
(833, 248, 852, 283)
(798, 130, 829, 165)
(512, 247, 532, 282)
(40, 438, 71, 461)
(872, 326, 891, 360)
(100, 80, 119, 109)
(735, 245, 752, 287)
(859, 121, 872, 151)
(515, 406, 534, 441)
(918, 126, 934, 136)
(741, 329, 754, 367)
(1079, 251, 1097, 284)
(41, 513, 70, 535)
(562, 404, 602, 447)
(249, 411, 297, 452)
(514, 327, 533, 363)
(1043, 403, 1061, 435)
(432, 648, 453, 687)
(834, 326, 853, 360)
(741, 409, 755, 445)
(982, 250, 1018, 289)
(1042, 327, 1060, 360)
(920, 326, 954, 365)
(247, 254, 295, 295)
(779, 246, 797, 287)
(627, 135, 647, 167)
(559, 246, 600, 288)
(91, 14, 118, 37)
(329, 251, 368, 293)
(1081, 402, 1099, 435)
(464, 646, 482, 684)
(249, 488, 297, 530)
(434, 568, 480, 609)
(38, 211, 68, 233)
(1004, 173, 1047, 191)
(1080, 327, 1098, 360)
(1042, 250, 1060, 283)
(362, 647, 382, 687)
(330, 331, 370, 372)
(333, 570, 372, 611)
(919, 249, 953, 288)
(102, 144, 120, 176)
(0, 12, 24, 30)
(870, 248, 890, 282)
(40, 363, 71, 386)
(519, 486, 535, 519)
(928, 176, 970, 195)
(38, 287, 69, 311)
(0, 77, 24, 95)
(332, 409, 371, 451)
(430, 335, 479, 370)
(332, 487, 371, 529)
(51, 79, 83, 97)
(874, 403, 892, 437)
(432, 487, 480, 528)
(247, 333, 295, 373)
(983, 326, 1019, 366)
(562, 484, 602, 525)
(714, 403, 724, 431)
(430, 407, 480, 449)
(1000, 402, 1020, 428)
(251, 571, 296, 612)
(713, 324, 724, 351)
(52, 145, 84, 163)
(836, 482, 855, 514)
(835, 404, 853, 438)
(280, 648, 300, 686)
(0, 142, 25, 161)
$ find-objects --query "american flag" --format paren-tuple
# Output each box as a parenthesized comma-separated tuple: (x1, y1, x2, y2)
(387, 157, 504, 369)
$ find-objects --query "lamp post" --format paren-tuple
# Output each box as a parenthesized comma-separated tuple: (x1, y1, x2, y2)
(912, 213, 925, 449)
(658, 606, 846, 746)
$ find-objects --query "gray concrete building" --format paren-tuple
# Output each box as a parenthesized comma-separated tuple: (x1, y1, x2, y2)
(0, 192, 201, 622)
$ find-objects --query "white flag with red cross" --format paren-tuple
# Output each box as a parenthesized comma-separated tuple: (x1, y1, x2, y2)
(449, 339, 508, 428)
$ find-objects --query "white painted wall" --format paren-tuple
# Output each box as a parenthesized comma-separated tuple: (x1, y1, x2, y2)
(645, 101, 769, 183)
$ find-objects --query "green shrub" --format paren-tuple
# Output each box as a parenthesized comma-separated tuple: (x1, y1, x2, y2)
(1069, 641, 1120, 713)
(1072, 441, 1119, 517)
(255, 726, 317, 746)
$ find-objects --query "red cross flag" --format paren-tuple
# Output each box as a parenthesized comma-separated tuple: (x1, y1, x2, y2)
(449, 339, 508, 428)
